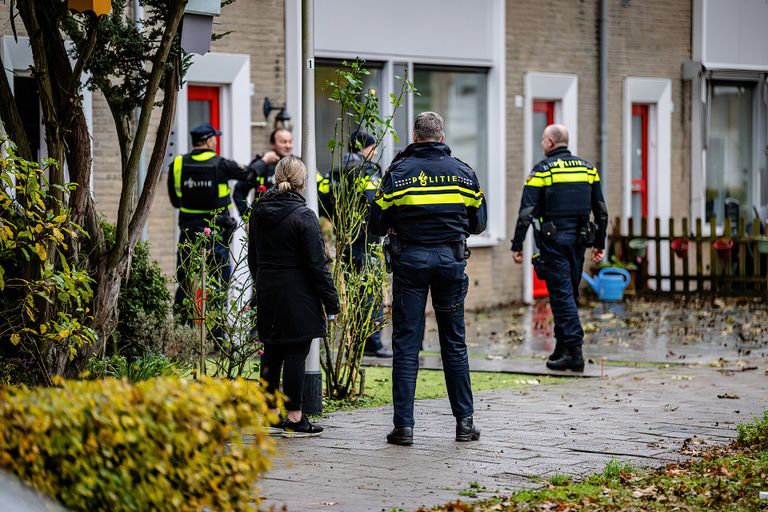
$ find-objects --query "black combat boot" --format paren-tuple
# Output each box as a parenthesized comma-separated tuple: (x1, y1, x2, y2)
(386, 426, 413, 446)
(547, 338, 564, 361)
(546, 345, 585, 372)
(455, 416, 481, 442)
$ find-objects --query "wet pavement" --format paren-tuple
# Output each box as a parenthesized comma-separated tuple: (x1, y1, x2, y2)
(418, 296, 768, 364)
(257, 297, 768, 511)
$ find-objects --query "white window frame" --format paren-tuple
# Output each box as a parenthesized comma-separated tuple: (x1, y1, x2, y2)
(622, 77, 673, 290)
(179, 52, 251, 162)
(622, 78, 673, 229)
(285, 0, 506, 248)
(521, 72, 578, 304)
(1, 36, 94, 188)
(176, 52, 252, 300)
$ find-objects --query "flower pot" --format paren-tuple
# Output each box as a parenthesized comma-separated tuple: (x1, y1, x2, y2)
(628, 238, 647, 259)
(671, 238, 689, 258)
(756, 237, 768, 255)
(713, 238, 733, 258)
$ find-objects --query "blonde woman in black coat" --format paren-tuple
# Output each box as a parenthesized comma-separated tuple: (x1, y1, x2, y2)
(248, 156, 339, 436)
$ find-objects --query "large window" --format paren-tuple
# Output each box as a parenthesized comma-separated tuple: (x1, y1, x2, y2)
(413, 66, 488, 190)
(314, 61, 383, 174)
(705, 83, 754, 225)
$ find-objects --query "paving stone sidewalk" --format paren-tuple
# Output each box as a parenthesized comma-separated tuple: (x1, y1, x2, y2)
(258, 357, 768, 511)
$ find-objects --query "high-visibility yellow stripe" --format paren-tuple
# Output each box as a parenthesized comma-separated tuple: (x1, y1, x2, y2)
(526, 172, 598, 187)
(378, 192, 483, 209)
(534, 167, 598, 177)
(383, 184, 482, 200)
(173, 155, 184, 198)
(191, 151, 216, 161)
(526, 176, 549, 187)
(396, 192, 483, 208)
(363, 177, 380, 191)
(218, 183, 230, 198)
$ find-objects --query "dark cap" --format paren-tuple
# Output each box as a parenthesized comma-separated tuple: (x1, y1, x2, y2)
(190, 122, 222, 145)
(349, 130, 376, 152)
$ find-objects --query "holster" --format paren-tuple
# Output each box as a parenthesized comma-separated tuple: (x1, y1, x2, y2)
(540, 221, 558, 241)
(579, 220, 597, 248)
(382, 234, 401, 273)
(453, 240, 471, 261)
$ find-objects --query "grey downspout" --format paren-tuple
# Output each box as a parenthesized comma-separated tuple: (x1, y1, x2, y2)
(599, 0, 608, 195)
(134, 0, 148, 241)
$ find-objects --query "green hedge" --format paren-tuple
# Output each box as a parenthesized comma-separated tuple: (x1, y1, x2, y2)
(0, 377, 282, 511)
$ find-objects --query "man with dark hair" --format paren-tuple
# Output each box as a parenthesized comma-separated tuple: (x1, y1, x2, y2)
(167, 122, 255, 317)
(318, 130, 392, 358)
(370, 112, 487, 445)
(233, 128, 294, 217)
(510, 124, 608, 372)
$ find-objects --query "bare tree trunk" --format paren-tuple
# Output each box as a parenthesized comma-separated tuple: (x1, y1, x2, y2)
(7, 0, 187, 377)
(80, 51, 183, 366)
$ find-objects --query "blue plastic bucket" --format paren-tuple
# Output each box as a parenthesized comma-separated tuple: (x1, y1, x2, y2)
(596, 268, 631, 301)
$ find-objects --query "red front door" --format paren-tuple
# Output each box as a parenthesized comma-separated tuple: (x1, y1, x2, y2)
(532, 100, 555, 299)
(188, 85, 221, 153)
(630, 104, 648, 232)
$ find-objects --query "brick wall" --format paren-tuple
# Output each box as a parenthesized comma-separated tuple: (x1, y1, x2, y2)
(463, 0, 691, 310)
(1, 1, 694, 310)
(606, 0, 691, 222)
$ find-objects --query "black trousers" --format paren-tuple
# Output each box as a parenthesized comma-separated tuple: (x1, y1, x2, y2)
(260, 340, 312, 411)
(539, 231, 585, 349)
(390, 243, 473, 428)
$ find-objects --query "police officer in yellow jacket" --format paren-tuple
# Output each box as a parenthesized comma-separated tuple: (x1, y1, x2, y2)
(167, 122, 255, 316)
(369, 112, 487, 445)
(511, 124, 608, 372)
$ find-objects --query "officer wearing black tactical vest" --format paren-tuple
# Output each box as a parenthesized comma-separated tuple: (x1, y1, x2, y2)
(318, 131, 392, 358)
(369, 112, 487, 446)
(511, 124, 608, 372)
(167, 122, 255, 317)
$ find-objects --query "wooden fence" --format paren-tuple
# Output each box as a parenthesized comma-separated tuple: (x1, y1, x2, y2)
(608, 217, 768, 296)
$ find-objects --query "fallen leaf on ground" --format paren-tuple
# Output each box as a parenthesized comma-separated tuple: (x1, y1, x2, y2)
(631, 485, 658, 498)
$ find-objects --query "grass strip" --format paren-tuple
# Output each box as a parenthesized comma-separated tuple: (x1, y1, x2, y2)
(322, 366, 561, 414)
(420, 410, 768, 511)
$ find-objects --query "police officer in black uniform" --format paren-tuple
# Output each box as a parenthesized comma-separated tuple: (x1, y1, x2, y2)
(510, 124, 608, 372)
(370, 112, 487, 445)
(167, 122, 255, 318)
(318, 131, 392, 358)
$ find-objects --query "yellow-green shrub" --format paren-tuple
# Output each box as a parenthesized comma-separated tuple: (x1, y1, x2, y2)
(0, 376, 282, 511)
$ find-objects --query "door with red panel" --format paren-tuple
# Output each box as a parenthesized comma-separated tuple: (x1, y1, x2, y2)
(187, 86, 222, 318)
(532, 100, 555, 298)
(187, 85, 221, 153)
(630, 104, 648, 233)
